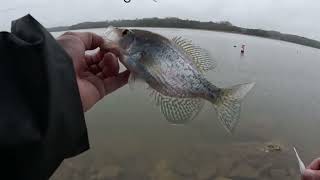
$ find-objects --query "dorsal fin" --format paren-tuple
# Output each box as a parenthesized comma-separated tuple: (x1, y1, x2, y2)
(172, 36, 216, 72)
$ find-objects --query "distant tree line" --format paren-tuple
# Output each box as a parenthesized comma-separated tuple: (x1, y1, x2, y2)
(48, 17, 320, 49)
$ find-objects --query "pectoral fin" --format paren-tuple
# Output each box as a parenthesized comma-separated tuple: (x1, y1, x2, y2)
(128, 73, 145, 91)
(128, 73, 136, 90)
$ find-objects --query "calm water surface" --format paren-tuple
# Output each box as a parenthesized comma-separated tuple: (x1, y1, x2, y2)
(51, 28, 320, 180)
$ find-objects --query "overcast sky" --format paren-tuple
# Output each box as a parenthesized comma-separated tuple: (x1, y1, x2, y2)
(0, 0, 319, 40)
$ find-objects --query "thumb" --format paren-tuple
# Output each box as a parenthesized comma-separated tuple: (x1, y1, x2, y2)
(302, 169, 320, 180)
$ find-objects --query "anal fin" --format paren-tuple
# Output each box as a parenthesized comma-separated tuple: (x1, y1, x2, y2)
(150, 90, 204, 124)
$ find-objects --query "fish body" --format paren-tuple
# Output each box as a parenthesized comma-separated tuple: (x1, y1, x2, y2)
(122, 30, 219, 101)
(104, 27, 255, 133)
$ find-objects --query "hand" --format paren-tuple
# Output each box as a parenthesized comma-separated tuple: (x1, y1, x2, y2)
(302, 158, 320, 180)
(57, 32, 130, 112)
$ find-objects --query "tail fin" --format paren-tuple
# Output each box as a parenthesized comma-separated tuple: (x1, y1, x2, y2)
(213, 83, 255, 134)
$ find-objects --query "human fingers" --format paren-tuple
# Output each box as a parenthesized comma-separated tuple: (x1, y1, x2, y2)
(100, 42, 126, 60)
(302, 169, 320, 180)
(99, 53, 120, 78)
(84, 51, 103, 75)
(85, 50, 103, 66)
(308, 158, 320, 170)
(103, 70, 130, 94)
(63, 32, 104, 50)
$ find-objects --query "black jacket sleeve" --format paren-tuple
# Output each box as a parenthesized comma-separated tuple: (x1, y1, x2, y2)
(0, 14, 89, 180)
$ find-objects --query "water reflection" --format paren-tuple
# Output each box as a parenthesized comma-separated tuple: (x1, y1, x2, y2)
(51, 28, 320, 180)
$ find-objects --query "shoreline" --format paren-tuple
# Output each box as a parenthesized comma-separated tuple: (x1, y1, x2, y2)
(50, 26, 320, 50)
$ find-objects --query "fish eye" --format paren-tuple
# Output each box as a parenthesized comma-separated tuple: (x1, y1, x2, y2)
(122, 29, 130, 36)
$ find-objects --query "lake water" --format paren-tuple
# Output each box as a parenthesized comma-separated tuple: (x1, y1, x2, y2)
(51, 28, 320, 180)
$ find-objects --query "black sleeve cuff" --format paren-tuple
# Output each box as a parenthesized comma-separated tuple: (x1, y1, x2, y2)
(0, 14, 89, 179)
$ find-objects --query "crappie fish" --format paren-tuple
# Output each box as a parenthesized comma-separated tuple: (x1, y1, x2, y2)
(104, 26, 255, 133)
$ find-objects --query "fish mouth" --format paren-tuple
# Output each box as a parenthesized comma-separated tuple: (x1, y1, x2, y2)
(104, 26, 122, 43)
(103, 26, 130, 55)
(104, 26, 134, 51)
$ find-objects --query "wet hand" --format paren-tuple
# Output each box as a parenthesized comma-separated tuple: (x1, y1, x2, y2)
(57, 32, 130, 112)
(302, 158, 320, 180)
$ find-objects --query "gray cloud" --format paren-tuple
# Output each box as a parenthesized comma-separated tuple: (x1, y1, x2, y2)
(0, 0, 319, 40)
